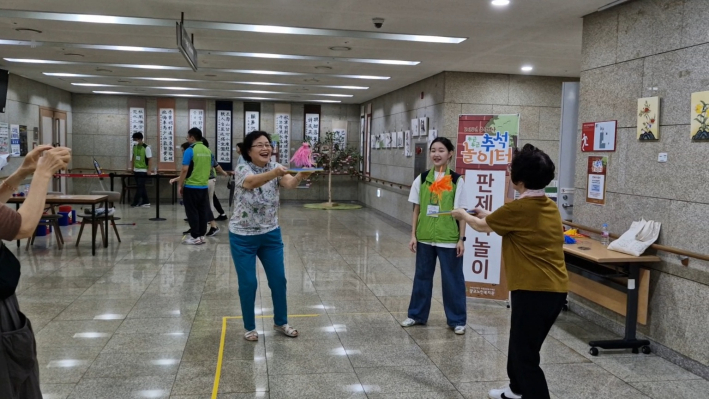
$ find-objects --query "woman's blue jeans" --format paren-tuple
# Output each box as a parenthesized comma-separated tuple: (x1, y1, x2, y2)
(229, 228, 288, 331)
(407, 242, 467, 327)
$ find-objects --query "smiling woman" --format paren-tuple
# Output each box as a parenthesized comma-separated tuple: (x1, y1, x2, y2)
(228, 131, 312, 342)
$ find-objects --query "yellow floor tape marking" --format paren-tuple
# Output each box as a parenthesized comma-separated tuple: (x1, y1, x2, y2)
(212, 314, 321, 399)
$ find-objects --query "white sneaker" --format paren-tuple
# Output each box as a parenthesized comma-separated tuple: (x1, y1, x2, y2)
(141, 203, 151, 208)
(400, 318, 418, 327)
(454, 326, 466, 335)
(182, 236, 203, 245)
(489, 384, 522, 399)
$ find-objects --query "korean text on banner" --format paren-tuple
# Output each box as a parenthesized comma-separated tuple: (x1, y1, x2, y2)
(455, 114, 519, 301)
(217, 110, 232, 163)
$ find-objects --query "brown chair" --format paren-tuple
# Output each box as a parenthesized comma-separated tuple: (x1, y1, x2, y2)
(26, 214, 64, 250)
(76, 191, 122, 246)
(120, 176, 137, 204)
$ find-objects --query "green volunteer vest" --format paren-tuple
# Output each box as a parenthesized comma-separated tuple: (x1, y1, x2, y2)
(133, 143, 148, 170)
(415, 168, 460, 244)
(185, 142, 212, 187)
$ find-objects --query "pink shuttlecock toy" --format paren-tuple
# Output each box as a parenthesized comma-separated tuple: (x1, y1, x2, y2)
(290, 142, 315, 168)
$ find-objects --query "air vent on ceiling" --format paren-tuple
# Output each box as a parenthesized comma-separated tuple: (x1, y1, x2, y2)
(328, 46, 351, 51)
(96, 68, 113, 73)
(315, 66, 332, 70)
(64, 53, 84, 57)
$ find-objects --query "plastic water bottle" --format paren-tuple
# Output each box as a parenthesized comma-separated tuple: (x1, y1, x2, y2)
(601, 224, 610, 246)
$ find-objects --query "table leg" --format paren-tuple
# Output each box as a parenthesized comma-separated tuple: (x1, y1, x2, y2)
(91, 203, 96, 256)
(150, 174, 166, 221)
(588, 263, 651, 355)
(110, 173, 115, 192)
(15, 203, 20, 249)
(104, 199, 109, 248)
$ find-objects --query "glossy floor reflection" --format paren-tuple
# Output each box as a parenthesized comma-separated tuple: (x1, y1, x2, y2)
(13, 203, 707, 399)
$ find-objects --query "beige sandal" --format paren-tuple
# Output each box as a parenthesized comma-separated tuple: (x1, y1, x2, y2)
(244, 330, 258, 341)
(274, 324, 298, 337)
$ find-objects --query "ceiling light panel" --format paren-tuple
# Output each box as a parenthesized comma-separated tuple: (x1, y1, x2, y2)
(0, 10, 466, 44)
(6, 59, 389, 79)
(0, 40, 418, 65)
(44, 74, 370, 89)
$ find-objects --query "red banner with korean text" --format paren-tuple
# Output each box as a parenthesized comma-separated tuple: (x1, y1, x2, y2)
(455, 114, 520, 301)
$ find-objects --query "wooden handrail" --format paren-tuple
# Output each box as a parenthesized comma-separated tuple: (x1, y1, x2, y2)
(563, 221, 709, 264)
(356, 173, 412, 190)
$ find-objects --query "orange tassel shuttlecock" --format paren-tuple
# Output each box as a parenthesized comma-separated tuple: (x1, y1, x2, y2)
(428, 175, 453, 202)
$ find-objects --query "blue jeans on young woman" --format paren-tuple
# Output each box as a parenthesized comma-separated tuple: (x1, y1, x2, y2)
(407, 242, 467, 327)
(229, 228, 288, 331)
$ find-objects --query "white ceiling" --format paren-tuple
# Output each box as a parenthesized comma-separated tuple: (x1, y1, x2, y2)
(0, 0, 609, 104)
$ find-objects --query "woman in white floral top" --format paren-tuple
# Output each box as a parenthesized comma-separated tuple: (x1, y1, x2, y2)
(230, 131, 312, 341)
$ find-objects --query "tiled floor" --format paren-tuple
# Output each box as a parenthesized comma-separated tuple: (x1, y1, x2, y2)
(13, 203, 708, 399)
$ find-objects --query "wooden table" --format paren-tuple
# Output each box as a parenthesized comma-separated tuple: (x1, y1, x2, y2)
(9, 194, 109, 256)
(564, 239, 660, 356)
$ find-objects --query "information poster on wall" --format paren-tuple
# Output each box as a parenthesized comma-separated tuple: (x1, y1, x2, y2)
(455, 114, 520, 301)
(217, 110, 232, 164)
(189, 109, 204, 131)
(586, 156, 608, 205)
(245, 111, 259, 134)
(0, 123, 9, 155)
(159, 108, 175, 163)
(305, 113, 320, 144)
(581, 120, 617, 152)
(275, 104, 291, 164)
(10, 124, 20, 157)
(129, 107, 145, 153)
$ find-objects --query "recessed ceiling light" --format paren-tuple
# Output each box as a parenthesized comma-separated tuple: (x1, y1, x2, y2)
(329, 46, 351, 51)
(315, 66, 333, 70)
(15, 27, 42, 34)
(44, 72, 95, 77)
(521, 65, 533, 72)
(491, 0, 511, 6)
(71, 83, 116, 87)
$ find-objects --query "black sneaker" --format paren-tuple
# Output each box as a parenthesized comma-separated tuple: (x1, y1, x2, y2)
(183, 229, 191, 235)
(215, 214, 228, 221)
(206, 227, 220, 237)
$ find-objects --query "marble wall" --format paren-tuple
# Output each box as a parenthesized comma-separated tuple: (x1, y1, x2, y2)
(71, 94, 359, 202)
(0, 74, 72, 178)
(573, 0, 709, 370)
(362, 71, 570, 223)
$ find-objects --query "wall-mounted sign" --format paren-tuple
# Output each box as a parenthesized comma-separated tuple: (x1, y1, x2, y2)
(586, 156, 608, 205)
(581, 121, 617, 152)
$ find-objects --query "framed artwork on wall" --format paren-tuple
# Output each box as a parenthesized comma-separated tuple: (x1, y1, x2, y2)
(691, 91, 709, 141)
(396, 131, 404, 148)
(411, 119, 420, 137)
(637, 97, 659, 141)
(405, 130, 412, 157)
(419, 117, 428, 137)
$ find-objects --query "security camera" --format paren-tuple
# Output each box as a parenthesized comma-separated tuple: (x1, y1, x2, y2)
(372, 18, 385, 29)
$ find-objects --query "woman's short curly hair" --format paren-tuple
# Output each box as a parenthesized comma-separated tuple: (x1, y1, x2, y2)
(509, 144, 555, 190)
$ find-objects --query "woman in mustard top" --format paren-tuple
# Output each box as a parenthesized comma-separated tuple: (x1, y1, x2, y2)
(453, 144, 568, 399)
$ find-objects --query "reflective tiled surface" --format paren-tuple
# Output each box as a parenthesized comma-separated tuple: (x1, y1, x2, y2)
(13, 203, 707, 398)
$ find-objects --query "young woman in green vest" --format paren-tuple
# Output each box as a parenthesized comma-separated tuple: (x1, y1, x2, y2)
(401, 137, 468, 335)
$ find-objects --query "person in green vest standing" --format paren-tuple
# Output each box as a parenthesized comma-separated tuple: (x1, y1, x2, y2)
(129, 132, 152, 207)
(401, 137, 468, 335)
(175, 128, 212, 245)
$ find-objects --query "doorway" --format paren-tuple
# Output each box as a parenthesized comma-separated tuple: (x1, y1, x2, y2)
(39, 107, 67, 193)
